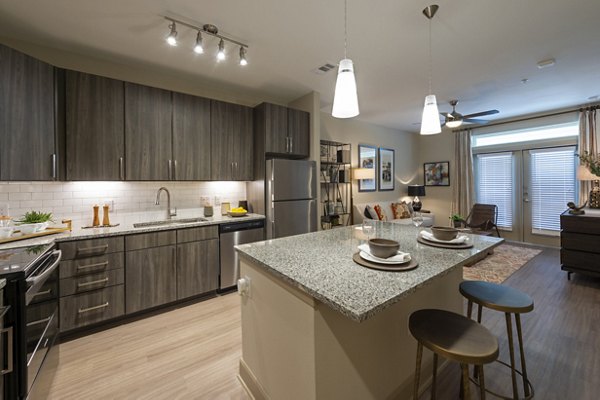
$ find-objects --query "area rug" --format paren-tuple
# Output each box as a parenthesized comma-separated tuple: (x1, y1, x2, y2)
(463, 244, 542, 283)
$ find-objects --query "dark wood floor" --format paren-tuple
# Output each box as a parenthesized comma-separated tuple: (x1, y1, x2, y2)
(427, 246, 600, 400)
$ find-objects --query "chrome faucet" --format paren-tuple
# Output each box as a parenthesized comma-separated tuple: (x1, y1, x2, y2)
(155, 187, 177, 219)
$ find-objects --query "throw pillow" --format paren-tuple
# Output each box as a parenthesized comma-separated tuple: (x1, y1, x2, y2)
(373, 204, 387, 221)
(391, 202, 411, 219)
(365, 205, 378, 220)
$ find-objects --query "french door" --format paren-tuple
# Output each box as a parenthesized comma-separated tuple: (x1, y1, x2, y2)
(475, 145, 576, 246)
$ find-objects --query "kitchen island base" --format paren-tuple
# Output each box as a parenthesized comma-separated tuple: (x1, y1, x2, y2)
(238, 258, 463, 400)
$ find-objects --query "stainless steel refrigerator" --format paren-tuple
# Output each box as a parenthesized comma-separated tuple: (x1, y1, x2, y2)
(248, 159, 317, 239)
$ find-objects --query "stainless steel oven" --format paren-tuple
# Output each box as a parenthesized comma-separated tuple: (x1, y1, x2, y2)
(1, 244, 60, 399)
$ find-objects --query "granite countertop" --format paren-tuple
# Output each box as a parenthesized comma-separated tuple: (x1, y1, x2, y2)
(236, 223, 503, 322)
(0, 213, 265, 250)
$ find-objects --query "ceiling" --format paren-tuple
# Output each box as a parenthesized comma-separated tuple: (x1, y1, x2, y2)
(0, 0, 599, 132)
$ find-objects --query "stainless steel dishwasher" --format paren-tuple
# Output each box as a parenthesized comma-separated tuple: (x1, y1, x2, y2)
(219, 219, 265, 291)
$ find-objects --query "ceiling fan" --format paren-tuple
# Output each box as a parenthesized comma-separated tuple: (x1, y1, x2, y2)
(441, 100, 499, 128)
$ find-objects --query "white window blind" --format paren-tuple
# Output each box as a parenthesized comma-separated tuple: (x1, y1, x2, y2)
(475, 153, 513, 230)
(529, 147, 576, 236)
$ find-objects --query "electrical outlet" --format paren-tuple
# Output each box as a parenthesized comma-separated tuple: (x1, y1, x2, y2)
(0, 203, 8, 217)
(214, 196, 222, 206)
(106, 199, 115, 211)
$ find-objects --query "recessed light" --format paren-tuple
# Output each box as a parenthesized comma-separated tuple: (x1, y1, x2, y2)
(537, 58, 556, 69)
(521, 78, 529, 84)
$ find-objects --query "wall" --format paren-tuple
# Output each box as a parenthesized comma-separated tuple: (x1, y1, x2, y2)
(416, 128, 455, 224)
(0, 181, 246, 228)
(320, 113, 418, 221)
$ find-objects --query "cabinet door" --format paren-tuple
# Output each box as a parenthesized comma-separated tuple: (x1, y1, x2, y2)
(176, 238, 218, 299)
(259, 103, 288, 155)
(125, 83, 172, 180)
(66, 71, 124, 180)
(211, 100, 253, 181)
(0, 45, 55, 180)
(125, 245, 176, 313)
(288, 108, 310, 158)
(173, 93, 211, 180)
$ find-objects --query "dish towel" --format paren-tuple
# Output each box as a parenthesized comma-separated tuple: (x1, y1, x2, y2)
(358, 244, 411, 262)
(420, 231, 467, 244)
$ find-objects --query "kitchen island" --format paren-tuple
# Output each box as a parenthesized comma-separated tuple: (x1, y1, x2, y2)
(235, 223, 503, 400)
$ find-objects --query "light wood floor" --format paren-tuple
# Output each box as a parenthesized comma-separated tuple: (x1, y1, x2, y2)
(47, 247, 600, 399)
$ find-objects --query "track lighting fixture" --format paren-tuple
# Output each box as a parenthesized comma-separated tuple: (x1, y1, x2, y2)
(239, 46, 248, 66)
(166, 22, 177, 46)
(163, 17, 248, 67)
(194, 32, 204, 54)
(217, 39, 226, 61)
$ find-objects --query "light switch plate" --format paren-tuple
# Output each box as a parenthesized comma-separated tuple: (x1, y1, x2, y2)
(214, 196, 221, 206)
(0, 203, 8, 217)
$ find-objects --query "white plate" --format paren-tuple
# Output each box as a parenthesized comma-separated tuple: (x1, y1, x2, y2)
(420, 232, 468, 244)
(359, 251, 411, 265)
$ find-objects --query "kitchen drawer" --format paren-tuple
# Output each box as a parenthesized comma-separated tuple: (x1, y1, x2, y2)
(60, 252, 124, 278)
(60, 285, 124, 332)
(561, 249, 600, 271)
(59, 236, 124, 260)
(125, 230, 176, 251)
(59, 269, 124, 297)
(177, 225, 218, 243)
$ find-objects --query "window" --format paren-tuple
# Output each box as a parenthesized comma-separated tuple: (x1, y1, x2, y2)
(472, 122, 578, 148)
(475, 153, 513, 230)
(529, 147, 576, 236)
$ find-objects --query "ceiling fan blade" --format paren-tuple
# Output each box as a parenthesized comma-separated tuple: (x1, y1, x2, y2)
(463, 118, 490, 124)
(462, 109, 499, 119)
(440, 112, 450, 117)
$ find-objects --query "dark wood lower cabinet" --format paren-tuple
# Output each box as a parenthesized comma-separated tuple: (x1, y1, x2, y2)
(60, 285, 125, 332)
(177, 239, 219, 299)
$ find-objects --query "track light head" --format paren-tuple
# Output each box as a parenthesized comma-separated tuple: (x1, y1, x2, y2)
(166, 22, 177, 46)
(239, 47, 248, 66)
(194, 32, 204, 54)
(217, 39, 226, 61)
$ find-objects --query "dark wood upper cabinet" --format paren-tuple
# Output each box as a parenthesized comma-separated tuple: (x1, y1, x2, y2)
(125, 83, 172, 181)
(254, 102, 310, 160)
(210, 100, 253, 181)
(173, 93, 211, 180)
(0, 45, 56, 181)
(66, 71, 124, 181)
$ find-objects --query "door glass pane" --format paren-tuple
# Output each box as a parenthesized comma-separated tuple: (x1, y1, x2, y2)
(475, 152, 513, 230)
(529, 146, 576, 236)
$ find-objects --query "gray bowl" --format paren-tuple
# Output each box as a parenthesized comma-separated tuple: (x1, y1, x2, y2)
(430, 226, 459, 241)
(368, 238, 400, 259)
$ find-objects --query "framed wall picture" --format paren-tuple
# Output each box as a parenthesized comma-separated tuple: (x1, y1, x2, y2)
(424, 161, 450, 186)
(358, 144, 377, 192)
(378, 148, 395, 191)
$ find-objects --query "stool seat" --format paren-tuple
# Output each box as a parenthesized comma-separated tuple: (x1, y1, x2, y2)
(409, 309, 499, 365)
(460, 281, 533, 314)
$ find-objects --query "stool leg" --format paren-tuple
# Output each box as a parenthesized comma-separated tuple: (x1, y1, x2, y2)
(505, 313, 519, 400)
(414, 342, 423, 400)
(515, 314, 531, 397)
(467, 300, 473, 319)
(461, 363, 471, 400)
(478, 365, 486, 400)
(473, 304, 483, 381)
(431, 353, 438, 400)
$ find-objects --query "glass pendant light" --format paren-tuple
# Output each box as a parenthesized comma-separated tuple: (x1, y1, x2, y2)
(332, 0, 359, 119)
(420, 5, 441, 135)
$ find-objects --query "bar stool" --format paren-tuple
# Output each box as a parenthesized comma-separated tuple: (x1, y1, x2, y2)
(409, 309, 499, 400)
(459, 281, 534, 400)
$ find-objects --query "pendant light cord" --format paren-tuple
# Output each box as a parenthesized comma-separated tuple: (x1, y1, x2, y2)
(428, 18, 432, 95)
(344, 0, 348, 59)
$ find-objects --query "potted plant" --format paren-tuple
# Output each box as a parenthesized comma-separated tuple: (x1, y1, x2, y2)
(579, 151, 600, 176)
(449, 213, 465, 228)
(15, 211, 53, 234)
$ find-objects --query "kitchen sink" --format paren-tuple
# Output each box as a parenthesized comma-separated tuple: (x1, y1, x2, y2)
(133, 217, 208, 228)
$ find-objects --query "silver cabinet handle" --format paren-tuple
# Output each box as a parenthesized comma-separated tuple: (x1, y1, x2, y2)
(0, 327, 13, 375)
(26, 317, 52, 327)
(173, 160, 178, 180)
(76, 261, 109, 271)
(77, 277, 109, 288)
(119, 157, 124, 180)
(289, 136, 293, 153)
(286, 137, 290, 153)
(51, 153, 57, 179)
(168, 160, 173, 180)
(31, 289, 52, 298)
(78, 302, 109, 314)
(77, 244, 108, 256)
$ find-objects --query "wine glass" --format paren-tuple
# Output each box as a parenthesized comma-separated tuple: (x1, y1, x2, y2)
(412, 212, 424, 237)
(362, 219, 375, 240)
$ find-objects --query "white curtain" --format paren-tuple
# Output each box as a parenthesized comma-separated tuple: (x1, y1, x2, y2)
(579, 108, 598, 202)
(452, 129, 475, 218)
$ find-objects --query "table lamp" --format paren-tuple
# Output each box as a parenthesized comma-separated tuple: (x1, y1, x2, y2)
(577, 165, 600, 208)
(407, 185, 426, 211)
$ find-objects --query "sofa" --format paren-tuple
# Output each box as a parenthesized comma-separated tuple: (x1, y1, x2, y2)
(353, 201, 435, 227)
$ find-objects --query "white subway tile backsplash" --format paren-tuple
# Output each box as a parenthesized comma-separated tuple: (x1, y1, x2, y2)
(9, 192, 31, 201)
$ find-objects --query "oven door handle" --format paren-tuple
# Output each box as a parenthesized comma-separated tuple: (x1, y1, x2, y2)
(0, 326, 13, 375)
(25, 250, 62, 305)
